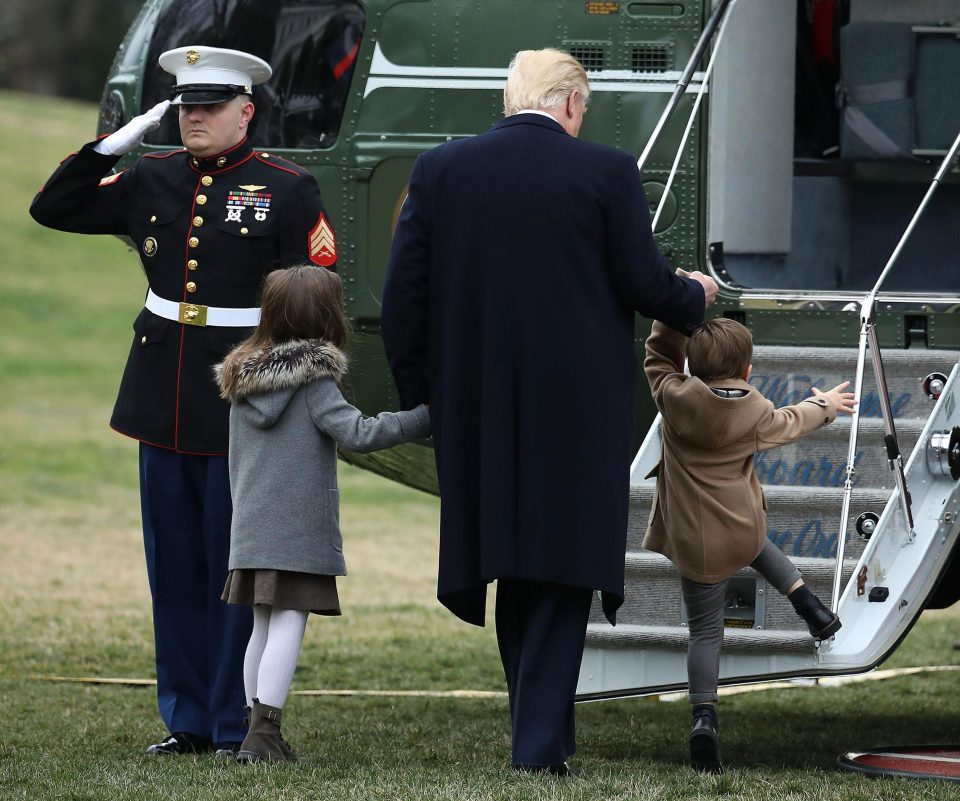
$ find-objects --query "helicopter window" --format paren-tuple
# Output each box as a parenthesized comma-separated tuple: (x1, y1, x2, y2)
(631, 44, 672, 73)
(568, 45, 606, 73)
(140, 0, 364, 150)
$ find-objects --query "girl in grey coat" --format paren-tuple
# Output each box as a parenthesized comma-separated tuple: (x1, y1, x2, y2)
(216, 265, 430, 764)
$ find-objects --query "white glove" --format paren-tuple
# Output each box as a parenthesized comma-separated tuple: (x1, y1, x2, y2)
(94, 100, 171, 156)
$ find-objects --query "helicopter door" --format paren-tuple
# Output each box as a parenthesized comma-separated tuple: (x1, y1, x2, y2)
(706, 0, 960, 296)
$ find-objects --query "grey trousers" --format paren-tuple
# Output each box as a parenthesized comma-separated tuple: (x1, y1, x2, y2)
(680, 540, 802, 704)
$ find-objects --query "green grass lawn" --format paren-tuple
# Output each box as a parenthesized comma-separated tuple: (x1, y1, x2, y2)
(1, 90, 959, 800)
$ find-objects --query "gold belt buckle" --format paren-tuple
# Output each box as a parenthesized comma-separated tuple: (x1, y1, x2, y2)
(178, 302, 208, 326)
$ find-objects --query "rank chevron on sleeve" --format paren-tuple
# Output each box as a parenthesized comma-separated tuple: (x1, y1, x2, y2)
(308, 213, 337, 267)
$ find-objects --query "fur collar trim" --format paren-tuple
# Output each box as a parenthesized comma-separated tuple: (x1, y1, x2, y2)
(217, 339, 347, 400)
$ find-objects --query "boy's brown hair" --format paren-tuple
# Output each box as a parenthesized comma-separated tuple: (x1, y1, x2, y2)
(687, 318, 753, 382)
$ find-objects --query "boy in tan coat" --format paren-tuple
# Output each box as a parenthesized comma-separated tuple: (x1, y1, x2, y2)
(643, 317, 856, 774)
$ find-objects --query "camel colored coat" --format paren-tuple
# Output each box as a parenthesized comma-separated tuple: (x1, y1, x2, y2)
(641, 322, 837, 583)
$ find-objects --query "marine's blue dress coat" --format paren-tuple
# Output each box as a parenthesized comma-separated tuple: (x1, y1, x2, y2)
(382, 113, 705, 626)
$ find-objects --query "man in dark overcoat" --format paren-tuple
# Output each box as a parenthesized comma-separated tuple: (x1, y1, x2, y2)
(381, 48, 717, 774)
(30, 46, 336, 756)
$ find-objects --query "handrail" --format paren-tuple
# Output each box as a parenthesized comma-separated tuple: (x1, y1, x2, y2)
(636, 0, 736, 175)
(830, 127, 960, 614)
(651, 0, 739, 231)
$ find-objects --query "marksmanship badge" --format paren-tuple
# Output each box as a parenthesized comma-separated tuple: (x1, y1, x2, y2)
(225, 188, 272, 224)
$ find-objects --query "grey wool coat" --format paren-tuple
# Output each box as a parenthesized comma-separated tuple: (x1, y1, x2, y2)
(216, 339, 430, 577)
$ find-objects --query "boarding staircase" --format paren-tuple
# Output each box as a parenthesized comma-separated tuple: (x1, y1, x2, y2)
(577, 341, 960, 699)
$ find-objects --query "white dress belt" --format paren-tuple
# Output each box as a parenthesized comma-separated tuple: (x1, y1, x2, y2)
(144, 289, 261, 327)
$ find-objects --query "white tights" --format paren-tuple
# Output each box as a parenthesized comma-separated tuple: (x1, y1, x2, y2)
(243, 605, 308, 709)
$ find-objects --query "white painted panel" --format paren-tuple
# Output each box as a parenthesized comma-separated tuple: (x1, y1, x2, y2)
(707, 0, 795, 254)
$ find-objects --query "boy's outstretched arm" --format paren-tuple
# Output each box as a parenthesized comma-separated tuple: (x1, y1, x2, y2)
(811, 381, 857, 415)
(756, 380, 856, 451)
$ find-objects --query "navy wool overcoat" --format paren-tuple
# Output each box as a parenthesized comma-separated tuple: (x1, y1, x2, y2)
(381, 113, 705, 626)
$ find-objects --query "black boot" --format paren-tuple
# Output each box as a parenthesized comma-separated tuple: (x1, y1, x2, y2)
(689, 704, 724, 774)
(788, 584, 841, 640)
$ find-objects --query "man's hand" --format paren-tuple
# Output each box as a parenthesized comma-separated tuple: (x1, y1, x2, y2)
(676, 267, 719, 307)
(811, 381, 857, 414)
(94, 100, 171, 157)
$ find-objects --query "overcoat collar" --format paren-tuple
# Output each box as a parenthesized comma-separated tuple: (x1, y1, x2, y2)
(490, 112, 567, 136)
(701, 377, 754, 396)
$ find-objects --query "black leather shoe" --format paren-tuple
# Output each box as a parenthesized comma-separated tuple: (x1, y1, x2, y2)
(514, 761, 580, 777)
(789, 586, 842, 641)
(145, 732, 212, 756)
(805, 608, 841, 640)
(690, 711, 724, 775)
(214, 741, 242, 758)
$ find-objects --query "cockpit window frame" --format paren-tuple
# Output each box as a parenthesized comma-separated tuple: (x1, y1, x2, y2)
(139, 0, 365, 151)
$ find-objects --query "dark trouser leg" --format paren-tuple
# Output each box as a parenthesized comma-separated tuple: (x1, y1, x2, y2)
(201, 455, 251, 744)
(139, 444, 251, 742)
(680, 578, 727, 704)
(495, 580, 523, 728)
(495, 579, 592, 767)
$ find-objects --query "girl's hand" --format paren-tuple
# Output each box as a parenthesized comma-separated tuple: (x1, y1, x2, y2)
(811, 381, 856, 414)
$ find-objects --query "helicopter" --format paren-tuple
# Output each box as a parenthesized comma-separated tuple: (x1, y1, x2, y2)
(97, 0, 960, 703)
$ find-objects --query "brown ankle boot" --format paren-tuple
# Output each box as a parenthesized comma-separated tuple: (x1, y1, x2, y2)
(236, 699, 297, 763)
(277, 727, 298, 762)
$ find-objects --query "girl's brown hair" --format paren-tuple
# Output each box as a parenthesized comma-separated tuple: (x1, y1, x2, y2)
(687, 318, 753, 382)
(218, 265, 349, 398)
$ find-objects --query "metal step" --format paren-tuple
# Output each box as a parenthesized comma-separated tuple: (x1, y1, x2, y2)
(761, 417, 925, 490)
(585, 623, 817, 655)
(594, 554, 857, 632)
(750, 346, 958, 422)
(627, 485, 891, 558)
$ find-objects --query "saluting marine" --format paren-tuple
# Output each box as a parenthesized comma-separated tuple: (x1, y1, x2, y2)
(30, 46, 336, 757)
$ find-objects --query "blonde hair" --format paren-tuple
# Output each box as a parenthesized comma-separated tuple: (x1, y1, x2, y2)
(503, 49, 590, 116)
(687, 318, 753, 382)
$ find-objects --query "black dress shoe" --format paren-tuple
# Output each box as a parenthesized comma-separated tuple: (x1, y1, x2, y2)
(145, 732, 212, 756)
(513, 761, 580, 777)
(689, 711, 724, 775)
(214, 741, 242, 758)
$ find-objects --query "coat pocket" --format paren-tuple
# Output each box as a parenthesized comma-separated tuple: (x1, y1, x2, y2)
(132, 308, 170, 347)
(216, 215, 276, 238)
